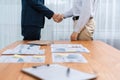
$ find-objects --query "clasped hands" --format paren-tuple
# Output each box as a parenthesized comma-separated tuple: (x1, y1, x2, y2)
(52, 14, 64, 23)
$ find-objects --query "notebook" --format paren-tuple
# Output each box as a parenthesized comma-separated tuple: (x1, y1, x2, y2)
(22, 64, 97, 80)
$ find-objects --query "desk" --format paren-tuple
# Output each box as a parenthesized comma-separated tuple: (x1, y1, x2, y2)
(0, 41, 120, 80)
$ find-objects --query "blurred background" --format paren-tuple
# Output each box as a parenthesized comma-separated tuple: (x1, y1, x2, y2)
(0, 0, 120, 50)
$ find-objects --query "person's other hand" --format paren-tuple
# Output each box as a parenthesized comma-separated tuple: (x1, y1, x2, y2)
(70, 32, 79, 41)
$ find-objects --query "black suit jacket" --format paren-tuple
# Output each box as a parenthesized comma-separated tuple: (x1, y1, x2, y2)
(21, 0, 54, 28)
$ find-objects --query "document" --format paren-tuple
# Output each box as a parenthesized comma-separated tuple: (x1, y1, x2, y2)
(0, 55, 45, 63)
(22, 64, 97, 80)
(51, 44, 89, 53)
(52, 53, 87, 63)
(2, 44, 45, 55)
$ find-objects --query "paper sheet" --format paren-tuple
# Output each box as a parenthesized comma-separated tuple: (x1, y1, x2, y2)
(0, 55, 45, 63)
(52, 53, 87, 63)
(51, 44, 89, 53)
(2, 44, 45, 55)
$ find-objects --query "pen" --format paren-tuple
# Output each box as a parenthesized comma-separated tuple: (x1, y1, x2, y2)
(32, 64, 50, 68)
(66, 68, 70, 77)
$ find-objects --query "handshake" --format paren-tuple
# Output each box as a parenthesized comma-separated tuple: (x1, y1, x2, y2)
(52, 14, 64, 23)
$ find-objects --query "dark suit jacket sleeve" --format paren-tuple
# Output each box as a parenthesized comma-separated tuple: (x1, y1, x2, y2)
(27, 0, 54, 19)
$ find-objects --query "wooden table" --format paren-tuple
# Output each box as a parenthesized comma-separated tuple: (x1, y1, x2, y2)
(0, 40, 120, 80)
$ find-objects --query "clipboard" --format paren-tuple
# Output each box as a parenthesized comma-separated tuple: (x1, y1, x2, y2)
(27, 41, 52, 46)
(22, 64, 97, 80)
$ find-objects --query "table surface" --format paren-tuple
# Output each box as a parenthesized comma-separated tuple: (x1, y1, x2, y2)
(0, 40, 120, 80)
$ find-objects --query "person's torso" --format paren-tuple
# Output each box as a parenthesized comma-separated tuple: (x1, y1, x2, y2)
(21, 0, 45, 27)
(73, 0, 97, 17)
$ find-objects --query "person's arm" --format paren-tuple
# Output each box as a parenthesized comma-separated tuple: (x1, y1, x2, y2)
(74, 0, 91, 33)
(63, 8, 74, 18)
(27, 0, 54, 19)
(63, 0, 82, 19)
(71, 0, 91, 41)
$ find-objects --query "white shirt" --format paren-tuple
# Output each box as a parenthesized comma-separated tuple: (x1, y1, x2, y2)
(63, 0, 97, 33)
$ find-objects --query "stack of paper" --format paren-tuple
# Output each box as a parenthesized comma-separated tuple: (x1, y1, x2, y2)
(2, 44, 45, 55)
(51, 44, 89, 53)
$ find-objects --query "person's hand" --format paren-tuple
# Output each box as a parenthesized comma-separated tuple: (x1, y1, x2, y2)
(52, 13, 60, 22)
(52, 14, 64, 23)
(70, 32, 79, 41)
(55, 14, 64, 23)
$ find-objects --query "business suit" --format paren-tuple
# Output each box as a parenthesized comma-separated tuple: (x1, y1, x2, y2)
(21, 0, 54, 40)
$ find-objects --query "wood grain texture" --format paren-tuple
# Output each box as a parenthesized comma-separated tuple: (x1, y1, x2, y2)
(0, 40, 120, 80)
